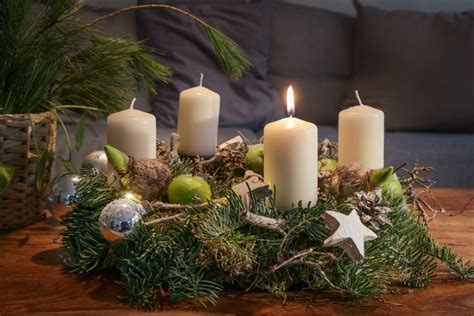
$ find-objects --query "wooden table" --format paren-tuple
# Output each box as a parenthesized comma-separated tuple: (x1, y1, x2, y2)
(1, 189, 473, 315)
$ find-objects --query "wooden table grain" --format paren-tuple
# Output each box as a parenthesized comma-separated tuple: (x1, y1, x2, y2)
(0, 189, 473, 315)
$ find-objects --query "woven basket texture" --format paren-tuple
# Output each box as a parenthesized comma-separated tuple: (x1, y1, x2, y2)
(0, 112, 56, 230)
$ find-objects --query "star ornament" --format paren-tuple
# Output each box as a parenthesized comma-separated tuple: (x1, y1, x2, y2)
(323, 210, 378, 262)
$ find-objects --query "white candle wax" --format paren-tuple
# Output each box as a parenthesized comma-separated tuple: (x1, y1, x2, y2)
(107, 98, 157, 159)
(264, 86, 318, 210)
(177, 74, 220, 157)
(338, 91, 384, 170)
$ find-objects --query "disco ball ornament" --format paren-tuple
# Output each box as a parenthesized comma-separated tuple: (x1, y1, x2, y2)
(82, 150, 108, 174)
(99, 198, 147, 241)
(45, 173, 82, 220)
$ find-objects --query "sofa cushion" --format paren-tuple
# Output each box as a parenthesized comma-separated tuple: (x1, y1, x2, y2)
(269, 3, 354, 125)
(343, 0, 474, 132)
(136, 0, 283, 132)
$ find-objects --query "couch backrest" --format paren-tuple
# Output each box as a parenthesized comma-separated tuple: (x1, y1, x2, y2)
(268, 3, 354, 125)
(87, 0, 474, 12)
(284, 0, 474, 15)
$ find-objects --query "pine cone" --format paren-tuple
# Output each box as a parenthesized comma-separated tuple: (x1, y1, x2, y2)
(318, 171, 332, 199)
(352, 190, 393, 230)
(156, 141, 171, 163)
(318, 138, 338, 159)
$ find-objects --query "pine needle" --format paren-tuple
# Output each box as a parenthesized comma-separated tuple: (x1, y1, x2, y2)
(206, 26, 252, 80)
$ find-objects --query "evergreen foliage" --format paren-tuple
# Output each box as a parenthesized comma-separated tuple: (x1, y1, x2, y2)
(61, 166, 473, 310)
(0, 1, 251, 116)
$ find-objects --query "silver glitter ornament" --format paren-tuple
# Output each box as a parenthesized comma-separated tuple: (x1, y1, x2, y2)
(45, 173, 82, 219)
(99, 198, 146, 241)
(82, 150, 108, 174)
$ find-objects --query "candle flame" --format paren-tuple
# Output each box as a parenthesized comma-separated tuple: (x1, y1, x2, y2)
(286, 85, 295, 117)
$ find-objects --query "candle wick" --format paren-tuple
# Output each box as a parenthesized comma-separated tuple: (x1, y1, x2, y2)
(355, 90, 364, 106)
(200, 73, 204, 87)
(130, 97, 137, 110)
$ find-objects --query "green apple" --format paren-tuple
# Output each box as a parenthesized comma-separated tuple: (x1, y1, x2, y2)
(167, 175, 212, 204)
(381, 173, 403, 196)
(245, 144, 264, 175)
(369, 166, 394, 186)
(319, 158, 338, 172)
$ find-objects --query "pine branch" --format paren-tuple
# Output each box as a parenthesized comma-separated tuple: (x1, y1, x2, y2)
(0, 1, 172, 116)
(87, 4, 252, 80)
(205, 26, 252, 79)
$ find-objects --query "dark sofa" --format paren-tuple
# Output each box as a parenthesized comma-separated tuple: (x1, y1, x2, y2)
(55, 1, 474, 187)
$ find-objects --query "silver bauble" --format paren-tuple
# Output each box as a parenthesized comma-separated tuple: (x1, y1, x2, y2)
(99, 198, 146, 241)
(82, 150, 108, 174)
(45, 173, 82, 219)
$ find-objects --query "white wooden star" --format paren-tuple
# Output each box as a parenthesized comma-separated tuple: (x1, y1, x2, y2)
(323, 209, 378, 262)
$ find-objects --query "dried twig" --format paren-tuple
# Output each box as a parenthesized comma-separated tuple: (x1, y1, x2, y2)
(148, 198, 226, 211)
(243, 211, 285, 234)
(277, 215, 324, 262)
(89, 4, 209, 27)
(270, 248, 336, 274)
(170, 133, 180, 162)
(145, 213, 184, 226)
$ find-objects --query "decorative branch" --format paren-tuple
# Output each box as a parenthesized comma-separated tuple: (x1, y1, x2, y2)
(89, 4, 209, 28)
(148, 197, 227, 211)
(170, 133, 180, 162)
(277, 215, 324, 261)
(243, 211, 285, 234)
(269, 248, 336, 274)
(88, 4, 251, 79)
(145, 213, 184, 226)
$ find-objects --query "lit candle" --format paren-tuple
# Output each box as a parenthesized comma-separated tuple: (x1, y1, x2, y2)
(107, 98, 156, 184)
(177, 73, 220, 157)
(338, 91, 384, 170)
(264, 86, 318, 210)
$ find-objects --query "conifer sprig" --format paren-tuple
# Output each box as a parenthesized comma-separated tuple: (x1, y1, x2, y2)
(61, 169, 473, 310)
(0, 1, 251, 116)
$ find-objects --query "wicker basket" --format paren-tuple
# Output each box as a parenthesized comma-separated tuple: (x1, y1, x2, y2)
(0, 112, 56, 231)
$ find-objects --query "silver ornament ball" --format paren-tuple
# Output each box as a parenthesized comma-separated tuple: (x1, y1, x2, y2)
(99, 198, 146, 241)
(82, 150, 108, 174)
(45, 173, 82, 219)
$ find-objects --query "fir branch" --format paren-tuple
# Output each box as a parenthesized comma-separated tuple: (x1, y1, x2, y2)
(60, 162, 473, 310)
(195, 199, 256, 276)
(429, 243, 474, 279)
(61, 170, 117, 275)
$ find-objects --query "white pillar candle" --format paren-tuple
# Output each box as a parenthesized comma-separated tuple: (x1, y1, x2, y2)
(264, 86, 318, 210)
(177, 74, 220, 157)
(107, 98, 156, 159)
(338, 91, 384, 170)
